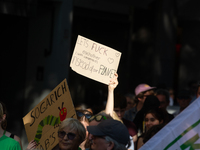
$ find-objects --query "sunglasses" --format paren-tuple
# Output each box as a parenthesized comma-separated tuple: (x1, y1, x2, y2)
(58, 131, 76, 140)
(76, 111, 92, 119)
(89, 115, 107, 122)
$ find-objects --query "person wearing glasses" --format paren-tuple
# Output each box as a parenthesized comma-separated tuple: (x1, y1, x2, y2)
(87, 119, 130, 150)
(123, 84, 156, 122)
(57, 118, 86, 150)
(75, 105, 93, 150)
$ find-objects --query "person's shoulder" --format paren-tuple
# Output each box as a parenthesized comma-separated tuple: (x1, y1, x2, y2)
(122, 118, 135, 125)
(14, 134, 22, 143)
(0, 135, 21, 149)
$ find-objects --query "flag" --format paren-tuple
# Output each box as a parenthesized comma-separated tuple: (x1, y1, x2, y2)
(140, 97, 200, 150)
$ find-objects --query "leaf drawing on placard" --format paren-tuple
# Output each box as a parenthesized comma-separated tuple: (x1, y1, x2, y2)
(115, 53, 120, 57)
(108, 58, 114, 64)
(34, 102, 67, 144)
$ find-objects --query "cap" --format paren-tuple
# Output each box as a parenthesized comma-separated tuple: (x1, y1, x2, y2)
(87, 119, 129, 145)
(177, 89, 191, 99)
(135, 84, 156, 96)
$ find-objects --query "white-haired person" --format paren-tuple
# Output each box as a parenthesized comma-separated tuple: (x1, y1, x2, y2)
(56, 118, 86, 150)
(87, 119, 130, 150)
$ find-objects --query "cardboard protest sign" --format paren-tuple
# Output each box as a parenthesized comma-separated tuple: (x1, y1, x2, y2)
(139, 97, 200, 150)
(70, 35, 121, 85)
(23, 79, 76, 150)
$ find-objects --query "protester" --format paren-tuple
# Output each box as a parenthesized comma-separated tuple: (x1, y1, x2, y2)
(133, 95, 160, 135)
(57, 118, 86, 150)
(0, 101, 23, 149)
(75, 103, 93, 116)
(136, 108, 165, 149)
(113, 93, 138, 143)
(87, 119, 130, 150)
(173, 89, 192, 117)
(75, 104, 93, 150)
(125, 93, 135, 111)
(0, 102, 22, 150)
(156, 89, 174, 122)
(123, 83, 156, 122)
(143, 124, 165, 144)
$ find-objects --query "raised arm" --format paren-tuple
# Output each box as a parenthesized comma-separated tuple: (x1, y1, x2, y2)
(105, 73, 118, 116)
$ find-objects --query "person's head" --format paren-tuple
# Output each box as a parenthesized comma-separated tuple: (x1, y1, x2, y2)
(177, 89, 191, 111)
(76, 109, 93, 122)
(142, 95, 160, 111)
(87, 119, 130, 150)
(196, 82, 200, 98)
(114, 93, 127, 120)
(144, 108, 164, 131)
(135, 84, 156, 104)
(125, 93, 135, 110)
(156, 89, 170, 110)
(58, 118, 86, 150)
(75, 103, 93, 116)
(89, 111, 112, 126)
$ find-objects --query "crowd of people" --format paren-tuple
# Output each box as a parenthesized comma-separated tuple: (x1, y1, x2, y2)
(0, 74, 199, 150)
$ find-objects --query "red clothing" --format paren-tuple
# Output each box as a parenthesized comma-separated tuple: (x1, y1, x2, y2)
(122, 118, 137, 136)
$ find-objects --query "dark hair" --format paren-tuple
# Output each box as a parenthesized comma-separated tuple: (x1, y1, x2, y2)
(144, 108, 165, 123)
(156, 89, 170, 103)
(142, 95, 160, 111)
(135, 90, 155, 104)
(114, 93, 127, 109)
(143, 124, 164, 143)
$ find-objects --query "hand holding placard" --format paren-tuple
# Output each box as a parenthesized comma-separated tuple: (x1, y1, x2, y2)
(70, 35, 121, 85)
(23, 79, 76, 150)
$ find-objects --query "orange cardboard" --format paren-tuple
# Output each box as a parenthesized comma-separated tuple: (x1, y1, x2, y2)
(23, 79, 76, 150)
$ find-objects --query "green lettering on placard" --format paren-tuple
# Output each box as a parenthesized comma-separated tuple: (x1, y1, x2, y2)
(164, 119, 200, 150)
(180, 134, 200, 150)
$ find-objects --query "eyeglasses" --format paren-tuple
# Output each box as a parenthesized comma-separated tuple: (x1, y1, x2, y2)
(76, 111, 92, 119)
(89, 115, 107, 122)
(58, 131, 76, 140)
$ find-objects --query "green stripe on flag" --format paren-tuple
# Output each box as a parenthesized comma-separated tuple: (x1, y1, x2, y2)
(164, 119, 200, 150)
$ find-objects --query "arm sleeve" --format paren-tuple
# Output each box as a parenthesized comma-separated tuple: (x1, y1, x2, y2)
(14, 141, 22, 150)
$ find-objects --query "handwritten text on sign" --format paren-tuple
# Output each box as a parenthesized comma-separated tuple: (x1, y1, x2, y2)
(70, 35, 121, 85)
(23, 79, 76, 150)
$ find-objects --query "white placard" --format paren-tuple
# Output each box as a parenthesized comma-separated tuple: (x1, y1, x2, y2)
(70, 35, 121, 85)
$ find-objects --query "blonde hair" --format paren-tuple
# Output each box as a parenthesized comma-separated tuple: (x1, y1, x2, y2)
(59, 118, 86, 143)
(99, 110, 123, 123)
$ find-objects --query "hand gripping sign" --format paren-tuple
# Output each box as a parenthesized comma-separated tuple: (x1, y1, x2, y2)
(23, 79, 76, 150)
(70, 35, 121, 85)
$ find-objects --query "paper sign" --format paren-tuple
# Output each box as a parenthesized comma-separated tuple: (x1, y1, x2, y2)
(139, 97, 200, 150)
(23, 79, 76, 150)
(70, 35, 121, 85)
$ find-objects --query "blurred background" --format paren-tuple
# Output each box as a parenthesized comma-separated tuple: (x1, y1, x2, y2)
(1, 0, 200, 148)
